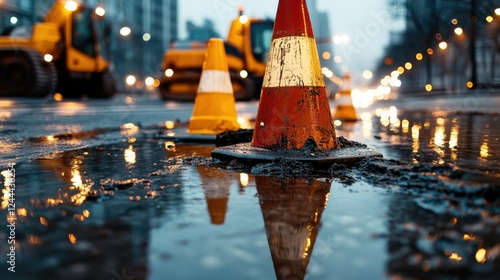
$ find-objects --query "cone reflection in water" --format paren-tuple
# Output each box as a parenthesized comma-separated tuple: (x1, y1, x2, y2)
(189, 38, 240, 135)
(256, 176, 332, 279)
(197, 166, 232, 225)
(333, 74, 357, 121)
(251, 0, 338, 150)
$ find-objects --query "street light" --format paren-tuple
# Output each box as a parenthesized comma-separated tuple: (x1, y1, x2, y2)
(125, 75, 136, 86)
(64, 1, 78, 12)
(495, 8, 500, 16)
(439, 42, 448, 50)
(454, 27, 463, 35)
(95, 7, 106, 17)
(142, 33, 151, 42)
(120, 26, 131, 37)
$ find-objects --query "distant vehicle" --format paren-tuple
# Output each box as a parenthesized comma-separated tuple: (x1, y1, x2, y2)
(0, 0, 116, 98)
(159, 9, 274, 101)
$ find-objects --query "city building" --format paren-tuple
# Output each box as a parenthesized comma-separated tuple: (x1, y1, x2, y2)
(0, 0, 36, 34)
(307, 0, 336, 73)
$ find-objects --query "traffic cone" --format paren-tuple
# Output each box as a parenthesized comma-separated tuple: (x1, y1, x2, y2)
(333, 74, 358, 121)
(211, 0, 382, 164)
(256, 176, 331, 279)
(251, 0, 337, 150)
(188, 38, 240, 135)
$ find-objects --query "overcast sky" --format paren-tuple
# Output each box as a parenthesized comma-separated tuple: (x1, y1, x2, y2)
(179, 0, 402, 80)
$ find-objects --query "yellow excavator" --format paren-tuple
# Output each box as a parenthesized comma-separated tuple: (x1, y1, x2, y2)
(0, 0, 116, 98)
(159, 8, 274, 101)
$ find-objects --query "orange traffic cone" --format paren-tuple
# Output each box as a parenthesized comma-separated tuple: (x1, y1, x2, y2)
(333, 74, 358, 121)
(212, 0, 382, 164)
(188, 38, 240, 135)
(251, 0, 337, 150)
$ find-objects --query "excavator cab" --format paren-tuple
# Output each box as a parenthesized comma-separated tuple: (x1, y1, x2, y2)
(0, 0, 116, 98)
(56, 3, 115, 97)
(159, 13, 274, 101)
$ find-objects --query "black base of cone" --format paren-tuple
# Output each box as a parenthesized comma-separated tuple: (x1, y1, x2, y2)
(211, 143, 383, 165)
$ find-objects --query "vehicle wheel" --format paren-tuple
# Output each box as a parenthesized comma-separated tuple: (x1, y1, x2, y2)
(89, 69, 116, 98)
(0, 56, 35, 96)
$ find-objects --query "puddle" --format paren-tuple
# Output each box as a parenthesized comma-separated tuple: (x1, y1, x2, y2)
(1, 134, 499, 279)
(1, 104, 499, 279)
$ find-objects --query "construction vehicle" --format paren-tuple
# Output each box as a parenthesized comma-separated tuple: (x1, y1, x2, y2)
(159, 8, 274, 101)
(0, 0, 116, 98)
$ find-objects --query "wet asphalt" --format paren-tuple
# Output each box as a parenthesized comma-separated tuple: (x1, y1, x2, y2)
(0, 90, 499, 280)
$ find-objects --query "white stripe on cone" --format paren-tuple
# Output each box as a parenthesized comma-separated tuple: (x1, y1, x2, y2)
(263, 36, 325, 88)
(197, 70, 233, 94)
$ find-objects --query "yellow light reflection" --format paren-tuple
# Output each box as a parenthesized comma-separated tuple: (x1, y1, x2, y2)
(164, 141, 176, 152)
(165, 120, 175, 129)
(68, 233, 77, 244)
(480, 142, 489, 158)
(68, 161, 93, 206)
(83, 209, 91, 218)
(475, 248, 487, 263)
(412, 124, 420, 154)
(239, 173, 249, 187)
(27, 235, 43, 245)
(56, 102, 86, 116)
(17, 208, 27, 216)
(449, 126, 459, 148)
(1, 170, 14, 209)
(449, 253, 462, 261)
(463, 234, 476, 241)
(71, 169, 83, 188)
(40, 217, 49, 226)
(124, 146, 136, 164)
(402, 119, 410, 133)
(121, 123, 140, 136)
(302, 237, 312, 259)
(434, 126, 445, 147)
(46, 135, 57, 141)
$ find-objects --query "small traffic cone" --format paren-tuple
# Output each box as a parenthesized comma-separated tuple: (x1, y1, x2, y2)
(212, 0, 382, 164)
(333, 73, 358, 121)
(188, 38, 240, 135)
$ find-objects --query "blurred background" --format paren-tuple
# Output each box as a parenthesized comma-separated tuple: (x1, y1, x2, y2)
(1, 0, 498, 95)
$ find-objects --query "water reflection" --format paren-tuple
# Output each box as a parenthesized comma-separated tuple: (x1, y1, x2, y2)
(255, 176, 332, 280)
(374, 111, 499, 178)
(197, 167, 232, 225)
